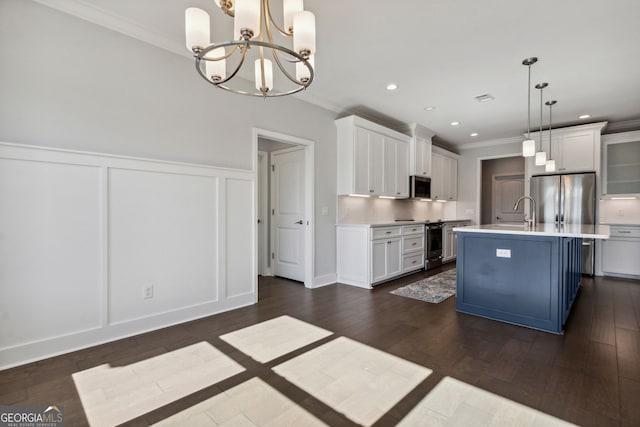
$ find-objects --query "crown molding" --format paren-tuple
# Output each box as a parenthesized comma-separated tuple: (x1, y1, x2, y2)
(33, 0, 188, 58)
(605, 118, 640, 134)
(457, 136, 524, 151)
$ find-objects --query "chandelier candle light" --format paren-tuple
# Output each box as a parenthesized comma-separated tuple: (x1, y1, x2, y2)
(545, 100, 557, 172)
(185, 0, 316, 97)
(535, 82, 548, 166)
(522, 57, 538, 157)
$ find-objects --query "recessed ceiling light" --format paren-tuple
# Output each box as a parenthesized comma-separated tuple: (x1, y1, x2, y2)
(424, 106, 435, 111)
(386, 83, 398, 91)
(475, 94, 495, 102)
(470, 132, 479, 137)
(579, 114, 591, 119)
(451, 121, 460, 126)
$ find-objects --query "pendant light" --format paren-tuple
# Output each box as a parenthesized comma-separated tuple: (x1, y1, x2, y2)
(522, 57, 538, 157)
(545, 100, 557, 172)
(534, 82, 548, 165)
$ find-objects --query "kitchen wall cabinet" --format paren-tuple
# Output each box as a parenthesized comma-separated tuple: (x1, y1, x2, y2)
(602, 130, 640, 196)
(526, 122, 607, 176)
(408, 123, 435, 177)
(601, 225, 640, 278)
(336, 116, 411, 197)
(336, 224, 424, 288)
(431, 147, 458, 201)
(443, 220, 470, 263)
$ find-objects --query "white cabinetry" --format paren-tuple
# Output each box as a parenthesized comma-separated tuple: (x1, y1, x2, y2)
(527, 122, 607, 175)
(601, 225, 640, 279)
(431, 147, 458, 201)
(336, 223, 425, 288)
(443, 220, 470, 263)
(602, 130, 640, 197)
(408, 123, 435, 177)
(401, 224, 425, 273)
(337, 116, 411, 198)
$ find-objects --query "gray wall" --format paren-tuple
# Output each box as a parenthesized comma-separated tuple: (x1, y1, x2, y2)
(480, 156, 524, 224)
(0, 0, 338, 281)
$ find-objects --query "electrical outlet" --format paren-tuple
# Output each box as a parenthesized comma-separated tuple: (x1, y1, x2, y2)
(321, 206, 328, 215)
(496, 249, 511, 258)
(617, 209, 624, 216)
(143, 284, 153, 299)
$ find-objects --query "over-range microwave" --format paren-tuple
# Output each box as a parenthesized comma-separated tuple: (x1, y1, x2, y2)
(410, 175, 431, 199)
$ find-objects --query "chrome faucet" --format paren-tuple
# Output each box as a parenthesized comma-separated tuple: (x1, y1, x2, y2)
(513, 196, 536, 228)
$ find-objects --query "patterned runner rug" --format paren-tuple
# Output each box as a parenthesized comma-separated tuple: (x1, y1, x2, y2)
(390, 269, 457, 303)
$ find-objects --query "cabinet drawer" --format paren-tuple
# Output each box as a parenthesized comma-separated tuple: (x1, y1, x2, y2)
(610, 227, 640, 238)
(371, 227, 402, 239)
(402, 224, 424, 235)
(402, 235, 424, 253)
(403, 253, 424, 272)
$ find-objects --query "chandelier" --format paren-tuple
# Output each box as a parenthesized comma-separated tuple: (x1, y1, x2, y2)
(185, 0, 316, 97)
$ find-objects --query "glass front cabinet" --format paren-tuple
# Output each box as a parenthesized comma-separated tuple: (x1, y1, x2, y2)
(602, 130, 640, 197)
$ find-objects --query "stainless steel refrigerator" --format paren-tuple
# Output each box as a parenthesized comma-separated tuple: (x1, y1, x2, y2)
(530, 172, 596, 275)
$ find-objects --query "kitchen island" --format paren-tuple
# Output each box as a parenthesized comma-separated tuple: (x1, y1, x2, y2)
(452, 224, 610, 334)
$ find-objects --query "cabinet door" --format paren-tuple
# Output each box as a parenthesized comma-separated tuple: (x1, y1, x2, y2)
(383, 138, 397, 196)
(353, 127, 370, 194)
(443, 226, 454, 261)
(431, 153, 444, 199)
(371, 239, 387, 282)
(444, 157, 458, 201)
(415, 137, 432, 177)
(370, 132, 385, 194)
(602, 239, 640, 276)
(558, 132, 595, 171)
(386, 238, 402, 277)
(396, 140, 409, 197)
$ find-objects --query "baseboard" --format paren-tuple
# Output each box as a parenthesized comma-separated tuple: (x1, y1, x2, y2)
(0, 294, 256, 371)
(312, 273, 337, 288)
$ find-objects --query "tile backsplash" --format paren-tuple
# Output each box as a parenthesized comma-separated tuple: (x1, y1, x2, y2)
(599, 199, 640, 225)
(337, 196, 456, 223)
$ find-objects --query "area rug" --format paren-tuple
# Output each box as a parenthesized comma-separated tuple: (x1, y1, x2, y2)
(390, 269, 457, 303)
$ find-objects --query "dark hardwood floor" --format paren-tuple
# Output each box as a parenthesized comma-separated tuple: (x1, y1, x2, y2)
(1, 265, 640, 426)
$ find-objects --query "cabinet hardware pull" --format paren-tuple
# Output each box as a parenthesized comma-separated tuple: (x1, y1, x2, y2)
(387, 241, 391, 244)
(412, 260, 417, 264)
(385, 231, 392, 234)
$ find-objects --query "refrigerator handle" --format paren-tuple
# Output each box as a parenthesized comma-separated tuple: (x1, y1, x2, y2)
(559, 177, 565, 225)
(555, 214, 559, 225)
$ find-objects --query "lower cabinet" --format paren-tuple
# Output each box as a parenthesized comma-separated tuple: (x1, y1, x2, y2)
(443, 221, 470, 263)
(602, 225, 640, 278)
(336, 224, 424, 288)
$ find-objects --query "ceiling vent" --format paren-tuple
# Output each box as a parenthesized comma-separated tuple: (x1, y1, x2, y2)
(475, 93, 495, 102)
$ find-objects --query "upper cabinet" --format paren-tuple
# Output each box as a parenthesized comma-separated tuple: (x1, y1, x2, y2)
(526, 122, 607, 175)
(602, 130, 640, 197)
(431, 146, 459, 201)
(336, 116, 411, 198)
(408, 123, 435, 177)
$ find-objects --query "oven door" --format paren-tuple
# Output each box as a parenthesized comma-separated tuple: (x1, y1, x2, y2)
(426, 225, 443, 258)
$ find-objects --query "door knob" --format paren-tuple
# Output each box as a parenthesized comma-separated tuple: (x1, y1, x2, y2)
(294, 220, 303, 224)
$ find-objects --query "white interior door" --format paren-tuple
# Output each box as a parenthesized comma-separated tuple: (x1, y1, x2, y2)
(272, 148, 305, 282)
(492, 174, 525, 223)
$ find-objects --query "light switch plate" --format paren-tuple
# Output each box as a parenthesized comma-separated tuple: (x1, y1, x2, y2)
(496, 249, 511, 258)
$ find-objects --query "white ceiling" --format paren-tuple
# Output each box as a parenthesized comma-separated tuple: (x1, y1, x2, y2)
(36, 0, 640, 148)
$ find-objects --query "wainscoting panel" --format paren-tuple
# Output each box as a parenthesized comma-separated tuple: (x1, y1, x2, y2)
(0, 157, 103, 349)
(0, 143, 256, 369)
(107, 168, 219, 325)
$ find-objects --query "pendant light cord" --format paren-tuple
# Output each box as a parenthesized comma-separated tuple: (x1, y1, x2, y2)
(527, 65, 531, 139)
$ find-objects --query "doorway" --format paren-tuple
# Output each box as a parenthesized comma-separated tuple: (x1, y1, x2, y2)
(254, 129, 314, 288)
(480, 156, 525, 224)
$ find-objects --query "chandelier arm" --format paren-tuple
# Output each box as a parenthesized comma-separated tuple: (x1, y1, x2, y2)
(263, 0, 291, 38)
(196, 44, 249, 86)
(201, 44, 239, 62)
(271, 48, 306, 85)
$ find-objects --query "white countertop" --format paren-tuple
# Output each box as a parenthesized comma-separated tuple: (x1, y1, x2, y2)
(336, 219, 472, 227)
(453, 223, 610, 239)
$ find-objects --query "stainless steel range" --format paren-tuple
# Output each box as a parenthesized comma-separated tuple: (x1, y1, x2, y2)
(425, 221, 444, 270)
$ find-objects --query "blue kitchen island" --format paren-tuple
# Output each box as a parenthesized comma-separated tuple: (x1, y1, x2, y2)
(452, 224, 610, 334)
